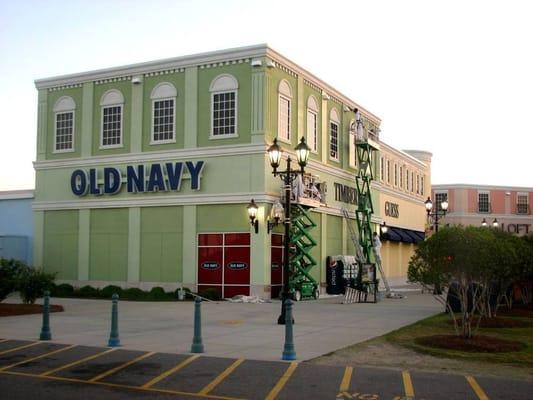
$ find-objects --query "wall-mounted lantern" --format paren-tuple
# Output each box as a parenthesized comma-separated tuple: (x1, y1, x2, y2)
(247, 199, 259, 234)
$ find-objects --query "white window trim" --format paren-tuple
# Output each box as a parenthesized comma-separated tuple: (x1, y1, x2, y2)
(150, 97, 177, 145)
(53, 110, 75, 153)
(329, 120, 340, 162)
(209, 89, 239, 140)
(477, 190, 491, 213)
(278, 93, 292, 144)
(100, 103, 124, 149)
(306, 108, 318, 153)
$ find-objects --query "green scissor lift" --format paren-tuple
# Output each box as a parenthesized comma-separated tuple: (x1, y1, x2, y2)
(288, 203, 319, 301)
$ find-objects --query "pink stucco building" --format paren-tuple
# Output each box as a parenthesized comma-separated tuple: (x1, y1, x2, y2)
(431, 184, 533, 235)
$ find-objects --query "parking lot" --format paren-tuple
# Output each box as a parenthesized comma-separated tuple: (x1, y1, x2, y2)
(1, 339, 532, 400)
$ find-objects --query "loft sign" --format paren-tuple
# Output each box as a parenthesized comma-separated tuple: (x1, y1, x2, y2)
(334, 182, 358, 205)
(70, 161, 205, 196)
(384, 201, 399, 218)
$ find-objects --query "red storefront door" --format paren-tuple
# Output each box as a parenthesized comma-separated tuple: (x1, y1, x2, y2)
(270, 233, 284, 299)
(198, 233, 250, 298)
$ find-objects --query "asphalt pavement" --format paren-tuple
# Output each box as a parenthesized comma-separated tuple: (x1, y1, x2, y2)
(0, 339, 531, 400)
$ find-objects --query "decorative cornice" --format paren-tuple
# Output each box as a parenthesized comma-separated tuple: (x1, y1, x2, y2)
(33, 143, 267, 170)
(0, 190, 34, 200)
(48, 84, 83, 92)
(432, 183, 533, 192)
(379, 141, 429, 169)
(95, 76, 132, 85)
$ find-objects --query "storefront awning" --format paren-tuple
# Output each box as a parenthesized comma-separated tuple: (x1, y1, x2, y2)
(382, 227, 425, 244)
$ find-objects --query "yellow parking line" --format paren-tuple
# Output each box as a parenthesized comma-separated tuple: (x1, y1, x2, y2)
(0, 344, 76, 371)
(0, 339, 9, 344)
(89, 351, 155, 382)
(141, 354, 200, 389)
(198, 358, 245, 395)
(40, 348, 117, 376)
(466, 375, 490, 400)
(0, 369, 244, 400)
(339, 366, 353, 392)
(264, 361, 298, 400)
(402, 370, 415, 398)
(0, 341, 41, 356)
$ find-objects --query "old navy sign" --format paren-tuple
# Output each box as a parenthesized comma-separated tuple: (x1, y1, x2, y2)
(70, 161, 204, 196)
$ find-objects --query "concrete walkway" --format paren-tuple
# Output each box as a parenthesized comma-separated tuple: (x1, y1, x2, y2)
(0, 292, 441, 361)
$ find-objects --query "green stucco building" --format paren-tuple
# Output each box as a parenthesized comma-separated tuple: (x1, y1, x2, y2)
(33, 44, 384, 298)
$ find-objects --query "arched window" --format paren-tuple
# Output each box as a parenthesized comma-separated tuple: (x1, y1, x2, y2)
(278, 80, 292, 142)
(329, 108, 340, 161)
(306, 96, 319, 152)
(100, 90, 124, 148)
(151, 82, 177, 143)
(348, 118, 356, 168)
(53, 96, 76, 152)
(210, 74, 238, 138)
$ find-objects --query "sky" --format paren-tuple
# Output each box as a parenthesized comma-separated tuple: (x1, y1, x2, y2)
(0, 0, 532, 190)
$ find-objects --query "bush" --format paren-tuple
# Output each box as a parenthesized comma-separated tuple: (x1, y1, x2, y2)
(199, 287, 221, 301)
(17, 267, 56, 304)
(101, 285, 123, 298)
(149, 286, 170, 300)
(50, 283, 75, 297)
(76, 285, 100, 298)
(0, 258, 26, 302)
(122, 287, 146, 301)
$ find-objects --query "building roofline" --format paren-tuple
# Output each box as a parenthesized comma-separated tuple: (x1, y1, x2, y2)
(35, 44, 381, 124)
(0, 189, 34, 200)
(432, 183, 533, 192)
(379, 141, 429, 168)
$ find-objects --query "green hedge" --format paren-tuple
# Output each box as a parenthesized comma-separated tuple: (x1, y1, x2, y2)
(48, 283, 192, 301)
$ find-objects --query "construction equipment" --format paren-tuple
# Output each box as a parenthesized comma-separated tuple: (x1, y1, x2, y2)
(288, 204, 319, 301)
(345, 110, 403, 300)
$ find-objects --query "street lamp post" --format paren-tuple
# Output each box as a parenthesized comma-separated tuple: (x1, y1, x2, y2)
(267, 137, 310, 325)
(424, 196, 449, 295)
(424, 197, 449, 233)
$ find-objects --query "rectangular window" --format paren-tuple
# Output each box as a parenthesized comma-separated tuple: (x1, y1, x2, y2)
(406, 169, 409, 191)
(279, 96, 291, 141)
(212, 91, 236, 137)
(435, 192, 448, 211)
(307, 110, 318, 152)
(386, 160, 390, 183)
(517, 193, 529, 214)
(411, 172, 414, 192)
(153, 99, 175, 142)
(394, 164, 398, 186)
(380, 157, 384, 181)
(478, 192, 490, 213)
(329, 122, 339, 160)
(416, 175, 420, 194)
(55, 111, 74, 151)
(421, 176, 425, 195)
(102, 105, 122, 147)
(399, 166, 403, 188)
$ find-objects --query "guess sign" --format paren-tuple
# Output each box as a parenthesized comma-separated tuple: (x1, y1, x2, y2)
(201, 262, 220, 270)
(227, 262, 248, 270)
(384, 201, 399, 218)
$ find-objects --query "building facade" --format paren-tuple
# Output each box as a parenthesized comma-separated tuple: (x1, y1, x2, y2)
(431, 184, 533, 235)
(33, 44, 429, 297)
(0, 190, 34, 264)
(376, 144, 431, 282)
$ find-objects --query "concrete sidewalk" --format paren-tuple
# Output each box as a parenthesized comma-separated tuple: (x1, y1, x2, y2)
(0, 292, 441, 361)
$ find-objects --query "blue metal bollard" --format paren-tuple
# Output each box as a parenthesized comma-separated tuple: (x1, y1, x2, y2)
(39, 290, 52, 340)
(108, 293, 121, 347)
(282, 299, 296, 360)
(191, 297, 204, 353)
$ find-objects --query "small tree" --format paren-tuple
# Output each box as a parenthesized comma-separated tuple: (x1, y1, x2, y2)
(408, 226, 493, 338)
(0, 258, 26, 302)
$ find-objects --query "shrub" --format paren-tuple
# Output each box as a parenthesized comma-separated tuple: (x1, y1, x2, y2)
(0, 258, 26, 302)
(101, 285, 123, 298)
(50, 283, 75, 297)
(199, 287, 221, 301)
(122, 287, 146, 301)
(76, 285, 100, 298)
(149, 286, 170, 300)
(17, 267, 56, 304)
